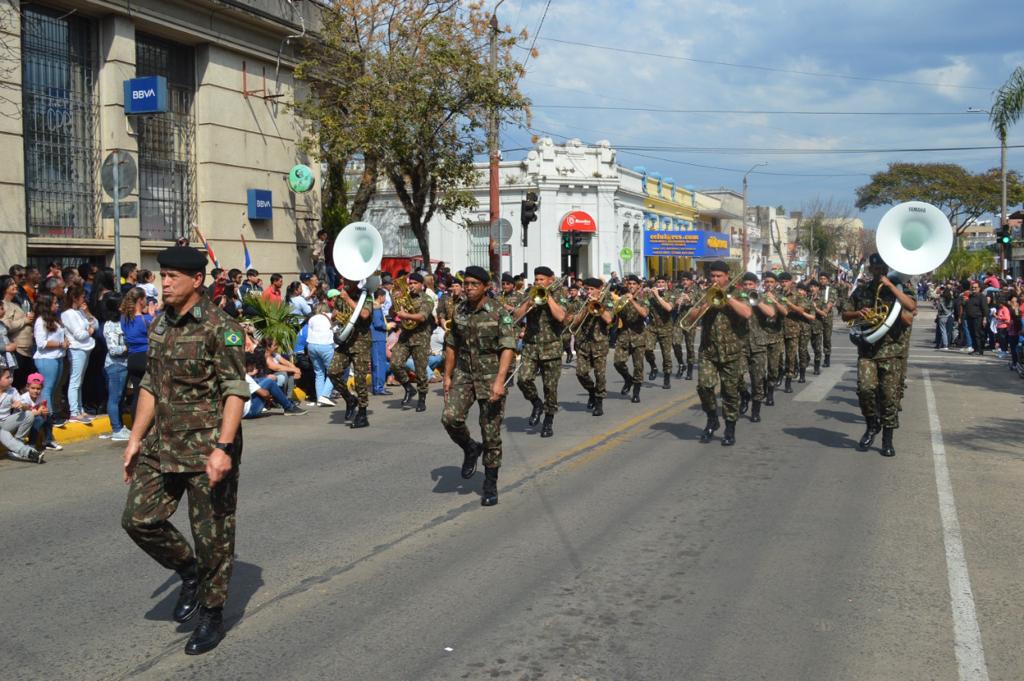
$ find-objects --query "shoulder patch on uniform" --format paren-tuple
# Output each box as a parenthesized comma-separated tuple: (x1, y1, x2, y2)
(224, 330, 242, 347)
(502, 314, 513, 324)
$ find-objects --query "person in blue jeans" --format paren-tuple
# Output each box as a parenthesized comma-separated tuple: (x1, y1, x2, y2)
(101, 294, 130, 440)
(243, 353, 306, 417)
(370, 289, 391, 395)
(305, 305, 336, 406)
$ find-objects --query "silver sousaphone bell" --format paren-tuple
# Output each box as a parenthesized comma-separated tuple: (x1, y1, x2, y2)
(331, 221, 384, 342)
(850, 201, 953, 346)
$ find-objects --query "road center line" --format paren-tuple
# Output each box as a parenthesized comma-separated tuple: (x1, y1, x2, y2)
(922, 368, 989, 681)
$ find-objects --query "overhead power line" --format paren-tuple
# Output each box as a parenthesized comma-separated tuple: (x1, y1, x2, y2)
(532, 105, 988, 117)
(614, 144, 1024, 155)
(532, 37, 995, 91)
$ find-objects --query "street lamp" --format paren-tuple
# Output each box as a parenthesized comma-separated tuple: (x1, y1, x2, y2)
(742, 162, 767, 270)
(969, 106, 1008, 272)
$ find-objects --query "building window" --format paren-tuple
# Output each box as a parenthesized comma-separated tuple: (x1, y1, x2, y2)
(136, 34, 195, 241)
(21, 6, 97, 239)
(467, 223, 490, 268)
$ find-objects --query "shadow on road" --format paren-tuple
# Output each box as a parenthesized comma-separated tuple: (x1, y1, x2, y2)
(144, 561, 264, 632)
(782, 426, 856, 450)
(430, 465, 482, 496)
(814, 408, 863, 424)
(649, 421, 705, 441)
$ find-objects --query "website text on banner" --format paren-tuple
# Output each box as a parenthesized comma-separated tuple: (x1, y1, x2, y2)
(642, 230, 731, 259)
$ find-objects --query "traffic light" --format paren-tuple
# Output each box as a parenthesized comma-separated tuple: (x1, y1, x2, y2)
(520, 191, 539, 228)
(996, 226, 1011, 245)
(562, 233, 572, 250)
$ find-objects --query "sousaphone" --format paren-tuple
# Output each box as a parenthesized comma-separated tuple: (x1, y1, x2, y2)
(332, 221, 384, 342)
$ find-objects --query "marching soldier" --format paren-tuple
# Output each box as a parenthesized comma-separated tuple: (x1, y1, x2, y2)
(441, 266, 516, 506)
(738, 273, 777, 423)
(121, 245, 248, 655)
(841, 253, 916, 457)
(795, 282, 813, 382)
(390, 272, 436, 412)
(778, 273, 813, 393)
(612, 274, 649, 403)
(817, 272, 835, 367)
(497, 273, 522, 312)
(513, 266, 568, 438)
(673, 273, 697, 380)
(683, 261, 751, 446)
(760, 272, 786, 405)
(436, 279, 463, 328)
(570, 278, 615, 416)
(644, 274, 676, 389)
(807, 280, 825, 375)
(329, 283, 373, 428)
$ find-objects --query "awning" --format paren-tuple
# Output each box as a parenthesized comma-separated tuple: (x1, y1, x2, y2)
(559, 210, 597, 233)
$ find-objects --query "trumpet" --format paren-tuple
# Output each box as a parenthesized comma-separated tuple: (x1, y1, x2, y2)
(736, 290, 760, 306)
(678, 272, 745, 331)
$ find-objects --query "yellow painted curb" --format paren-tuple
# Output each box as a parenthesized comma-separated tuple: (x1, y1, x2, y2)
(54, 415, 113, 444)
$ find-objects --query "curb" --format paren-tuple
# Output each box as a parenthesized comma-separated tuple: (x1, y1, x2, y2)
(54, 415, 116, 445)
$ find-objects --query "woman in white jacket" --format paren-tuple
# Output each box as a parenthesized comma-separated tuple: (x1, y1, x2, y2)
(59, 284, 97, 423)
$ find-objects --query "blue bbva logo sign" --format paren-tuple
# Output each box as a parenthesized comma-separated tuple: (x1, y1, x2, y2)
(123, 76, 169, 115)
(247, 189, 273, 220)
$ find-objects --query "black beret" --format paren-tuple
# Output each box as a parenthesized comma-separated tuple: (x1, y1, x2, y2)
(463, 266, 490, 284)
(583, 277, 603, 288)
(762, 271, 777, 280)
(796, 282, 808, 291)
(408, 272, 424, 283)
(680, 271, 694, 280)
(817, 272, 831, 280)
(501, 273, 514, 284)
(741, 272, 758, 283)
(777, 272, 792, 282)
(157, 246, 207, 273)
(868, 252, 885, 267)
(534, 266, 554, 277)
(707, 260, 729, 274)
(625, 274, 641, 283)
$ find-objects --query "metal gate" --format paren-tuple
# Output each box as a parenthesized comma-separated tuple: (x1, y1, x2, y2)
(467, 222, 490, 268)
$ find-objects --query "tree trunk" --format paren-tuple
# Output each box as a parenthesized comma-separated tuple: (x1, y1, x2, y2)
(349, 154, 379, 221)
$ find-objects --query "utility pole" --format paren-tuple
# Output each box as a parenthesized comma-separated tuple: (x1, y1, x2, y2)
(487, 8, 503, 277)
(742, 162, 767, 271)
(969, 106, 1009, 273)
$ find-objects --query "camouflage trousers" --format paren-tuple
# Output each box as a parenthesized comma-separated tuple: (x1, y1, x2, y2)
(613, 335, 645, 384)
(766, 339, 784, 381)
(575, 341, 609, 398)
(643, 330, 674, 374)
(810, 327, 823, 364)
(122, 454, 239, 609)
(821, 316, 833, 355)
(517, 344, 561, 415)
(673, 326, 696, 367)
(697, 353, 743, 422)
(391, 341, 431, 397)
(783, 334, 800, 378)
(798, 326, 811, 370)
(741, 344, 768, 402)
(329, 343, 370, 407)
(441, 386, 505, 468)
(857, 356, 903, 428)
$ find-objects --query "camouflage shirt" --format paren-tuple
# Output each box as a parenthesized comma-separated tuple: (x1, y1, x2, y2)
(399, 293, 435, 346)
(783, 290, 811, 337)
(140, 295, 248, 473)
(747, 301, 770, 347)
(573, 297, 615, 347)
(616, 292, 650, 337)
(647, 289, 677, 332)
(699, 295, 749, 363)
(522, 290, 569, 360)
(335, 294, 373, 352)
(842, 280, 912, 360)
(445, 298, 517, 393)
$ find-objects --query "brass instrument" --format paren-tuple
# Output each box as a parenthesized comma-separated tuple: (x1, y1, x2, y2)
(613, 292, 634, 315)
(565, 285, 610, 336)
(847, 283, 891, 329)
(679, 272, 745, 331)
(736, 290, 760, 306)
(392, 276, 419, 331)
(442, 319, 452, 332)
(527, 283, 548, 306)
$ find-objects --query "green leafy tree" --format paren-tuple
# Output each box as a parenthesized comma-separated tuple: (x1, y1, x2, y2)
(935, 248, 996, 282)
(855, 162, 1024, 236)
(797, 197, 861, 274)
(242, 296, 301, 353)
(295, 1, 529, 260)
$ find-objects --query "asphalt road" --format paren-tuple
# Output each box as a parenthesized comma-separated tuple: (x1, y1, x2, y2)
(2, 309, 1022, 681)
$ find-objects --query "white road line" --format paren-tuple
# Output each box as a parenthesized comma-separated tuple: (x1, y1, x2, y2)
(793, 364, 849, 402)
(923, 368, 990, 681)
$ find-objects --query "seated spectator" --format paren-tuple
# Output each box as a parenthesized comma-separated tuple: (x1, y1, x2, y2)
(263, 339, 302, 400)
(214, 282, 241, 318)
(0, 366, 42, 462)
(287, 281, 311, 317)
(20, 372, 58, 451)
(138, 269, 158, 302)
(405, 323, 446, 380)
(242, 352, 306, 418)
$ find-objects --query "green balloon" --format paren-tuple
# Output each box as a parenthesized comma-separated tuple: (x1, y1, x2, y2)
(288, 164, 315, 193)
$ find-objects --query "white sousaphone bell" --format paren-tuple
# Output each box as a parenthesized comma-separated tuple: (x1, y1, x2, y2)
(850, 201, 953, 346)
(331, 221, 384, 342)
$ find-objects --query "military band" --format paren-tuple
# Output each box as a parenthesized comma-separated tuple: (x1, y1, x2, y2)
(672, 273, 697, 380)
(570, 278, 615, 417)
(513, 266, 568, 438)
(612, 274, 649, 403)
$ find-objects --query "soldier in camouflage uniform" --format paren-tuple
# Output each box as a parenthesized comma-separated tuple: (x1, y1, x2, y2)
(795, 282, 813, 382)
(435, 280, 463, 328)
(842, 253, 917, 457)
(390, 272, 436, 412)
(672, 273, 697, 379)
(570, 277, 615, 416)
(121, 246, 248, 656)
(817, 272, 835, 367)
(612, 274, 650, 404)
(329, 284, 373, 427)
(683, 261, 751, 446)
(760, 272, 786, 405)
(778, 273, 813, 393)
(643, 275, 676, 389)
(513, 266, 568, 438)
(737, 273, 777, 423)
(441, 266, 516, 506)
(497, 273, 524, 312)
(807, 280, 825, 375)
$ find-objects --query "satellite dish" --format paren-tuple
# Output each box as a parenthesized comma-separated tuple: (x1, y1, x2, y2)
(288, 164, 316, 193)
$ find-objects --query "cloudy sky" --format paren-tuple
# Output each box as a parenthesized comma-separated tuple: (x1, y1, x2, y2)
(498, 0, 1024, 227)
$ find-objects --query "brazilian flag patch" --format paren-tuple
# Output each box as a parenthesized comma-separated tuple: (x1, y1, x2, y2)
(224, 331, 242, 347)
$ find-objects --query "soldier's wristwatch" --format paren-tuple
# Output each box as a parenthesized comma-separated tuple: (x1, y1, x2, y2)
(214, 442, 235, 455)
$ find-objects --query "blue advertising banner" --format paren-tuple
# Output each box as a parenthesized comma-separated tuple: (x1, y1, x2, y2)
(247, 189, 273, 220)
(123, 76, 169, 115)
(643, 229, 731, 258)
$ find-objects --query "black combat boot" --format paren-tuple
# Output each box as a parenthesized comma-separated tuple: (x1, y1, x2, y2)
(415, 394, 426, 413)
(481, 467, 499, 506)
(675, 365, 685, 379)
(540, 414, 554, 438)
(631, 383, 641, 403)
(880, 427, 896, 457)
(400, 382, 415, 406)
(784, 377, 793, 393)
(823, 354, 831, 368)
(184, 607, 224, 656)
(527, 398, 544, 427)
(663, 374, 671, 390)
(721, 420, 736, 446)
(620, 377, 633, 395)
(685, 363, 694, 380)
(699, 413, 720, 443)
(460, 440, 482, 479)
(350, 406, 369, 428)
(857, 418, 880, 451)
(798, 367, 806, 383)
(586, 390, 596, 410)
(592, 397, 604, 416)
(340, 388, 357, 422)
(739, 391, 750, 415)
(750, 401, 762, 423)
(813, 360, 821, 376)
(647, 365, 658, 381)
(765, 380, 775, 406)
(173, 562, 200, 623)
(774, 372, 784, 387)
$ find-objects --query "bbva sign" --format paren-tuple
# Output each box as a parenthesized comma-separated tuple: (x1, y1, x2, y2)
(123, 76, 169, 115)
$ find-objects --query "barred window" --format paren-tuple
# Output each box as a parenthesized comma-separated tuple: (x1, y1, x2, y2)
(135, 34, 195, 242)
(21, 6, 98, 238)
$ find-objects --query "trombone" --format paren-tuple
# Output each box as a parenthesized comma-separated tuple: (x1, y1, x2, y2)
(678, 272, 744, 332)
(515, 275, 568, 323)
(564, 284, 610, 337)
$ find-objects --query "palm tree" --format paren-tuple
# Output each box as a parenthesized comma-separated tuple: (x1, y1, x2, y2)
(990, 66, 1024, 226)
